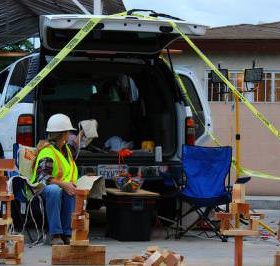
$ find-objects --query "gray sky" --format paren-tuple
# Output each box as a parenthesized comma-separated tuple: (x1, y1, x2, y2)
(122, 0, 280, 27)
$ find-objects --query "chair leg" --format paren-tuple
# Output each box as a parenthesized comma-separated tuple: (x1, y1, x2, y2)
(196, 207, 228, 242)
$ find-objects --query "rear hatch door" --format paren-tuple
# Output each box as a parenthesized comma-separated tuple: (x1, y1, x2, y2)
(39, 14, 206, 55)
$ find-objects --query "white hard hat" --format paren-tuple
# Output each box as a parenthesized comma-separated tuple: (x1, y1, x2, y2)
(46, 113, 76, 132)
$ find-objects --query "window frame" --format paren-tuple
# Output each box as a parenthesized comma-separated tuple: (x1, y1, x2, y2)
(205, 69, 280, 103)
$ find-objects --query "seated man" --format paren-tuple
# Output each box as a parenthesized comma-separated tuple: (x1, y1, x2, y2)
(31, 113, 83, 245)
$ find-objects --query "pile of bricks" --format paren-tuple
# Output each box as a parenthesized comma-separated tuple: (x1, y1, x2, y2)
(0, 160, 24, 265)
(109, 246, 185, 266)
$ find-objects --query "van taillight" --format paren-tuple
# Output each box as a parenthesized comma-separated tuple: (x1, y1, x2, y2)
(16, 115, 34, 147)
(185, 117, 195, 145)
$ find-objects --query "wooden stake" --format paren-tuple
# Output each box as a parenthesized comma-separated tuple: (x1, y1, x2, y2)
(234, 236, 243, 266)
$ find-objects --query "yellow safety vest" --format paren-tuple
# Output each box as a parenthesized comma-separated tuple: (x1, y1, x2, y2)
(31, 144, 78, 184)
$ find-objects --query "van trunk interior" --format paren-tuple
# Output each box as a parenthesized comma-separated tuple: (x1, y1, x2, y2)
(37, 59, 177, 163)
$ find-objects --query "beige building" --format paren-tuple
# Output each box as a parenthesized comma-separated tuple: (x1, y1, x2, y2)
(170, 22, 280, 195)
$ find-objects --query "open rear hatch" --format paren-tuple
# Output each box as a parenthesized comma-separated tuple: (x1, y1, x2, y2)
(37, 14, 207, 173)
(39, 14, 206, 54)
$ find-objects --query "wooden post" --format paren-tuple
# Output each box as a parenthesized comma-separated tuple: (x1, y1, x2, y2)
(234, 236, 243, 266)
(0, 159, 24, 264)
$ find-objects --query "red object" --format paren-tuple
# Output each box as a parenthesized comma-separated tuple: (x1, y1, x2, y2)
(118, 149, 133, 165)
(16, 114, 34, 147)
(185, 117, 195, 145)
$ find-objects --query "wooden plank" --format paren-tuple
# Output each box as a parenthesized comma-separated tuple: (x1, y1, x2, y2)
(106, 188, 159, 197)
(0, 195, 14, 201)
(275, 251, 280, 266)
(70, 239, 89, 246)
(0, 218, 13, 226)
(52, 245, 106, 265)
(232, 184, 245, 203)
(249, 212, 265, 219)
(222, 229, 259, 236)
(250, 219, 259, 231)
(0, 160, 15, 171)
(109, 259, 130, 265)
(234, 236, 243, 266)
(0, 235, 24, 242)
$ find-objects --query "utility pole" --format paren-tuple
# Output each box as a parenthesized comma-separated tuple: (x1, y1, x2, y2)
(93, 0, 103, 15)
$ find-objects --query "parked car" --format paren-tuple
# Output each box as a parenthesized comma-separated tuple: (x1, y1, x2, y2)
(0, 13, 212, 181)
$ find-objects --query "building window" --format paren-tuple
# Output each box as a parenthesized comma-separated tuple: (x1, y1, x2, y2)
(206, 70, 280, 102)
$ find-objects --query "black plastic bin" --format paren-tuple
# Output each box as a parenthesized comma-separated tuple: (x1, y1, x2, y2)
(105, 189, 158, 241)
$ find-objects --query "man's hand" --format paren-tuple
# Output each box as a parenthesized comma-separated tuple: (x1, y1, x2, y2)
(60, 182, 76, 196)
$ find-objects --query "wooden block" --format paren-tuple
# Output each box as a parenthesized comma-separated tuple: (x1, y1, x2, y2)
(215, 212, 234, 231)
(249, 212, 265, 219)
(75, 191, 89, 214)
(132, 256, 145, 263)
(0, 225, 8, 235)
(71, 213, 89, 231)
(0, 218, 13, 226)
(274, 251, 280, 266)
(4, 258, 21, 265)
(152, 255, 165, 266)
(0, 176, 7, 193)
(222, 229, 259, 236)
(144, 251, 162, 266)
(162, 253, 179, 266)
(230, 203, 250, 216)
(109, 258, 130, 265)
(232, 184, 245, 203)
(146, 246, 160, 253)
(70, 239, 89, 246)
(0, 160, 15, 171)
(0, 235, 24, 242)
(0, 195, 14, 202)
(14, 241, 24, 255)
(250, 219, 259, 231)
(52, 245, 106, 265)
(237, 203, 250, 216)
(125, 262, 144, 266)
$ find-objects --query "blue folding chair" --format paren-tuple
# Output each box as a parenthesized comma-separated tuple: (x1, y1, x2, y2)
(176, 145, 232, 241)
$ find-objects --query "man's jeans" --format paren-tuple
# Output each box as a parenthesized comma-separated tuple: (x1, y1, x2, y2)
(41, 184, 75, 236)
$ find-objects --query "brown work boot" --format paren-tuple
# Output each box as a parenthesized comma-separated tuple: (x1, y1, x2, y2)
(61, 235, 71, 245)
(50, 235, 64, 245)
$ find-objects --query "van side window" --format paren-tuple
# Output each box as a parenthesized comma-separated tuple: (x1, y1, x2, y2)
(179, 74, 205, 139)
(0, 69, 9, 95)
(5, 58, 29, 104)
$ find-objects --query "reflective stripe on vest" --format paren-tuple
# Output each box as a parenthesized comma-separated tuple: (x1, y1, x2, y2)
(31, 144, 78, 184)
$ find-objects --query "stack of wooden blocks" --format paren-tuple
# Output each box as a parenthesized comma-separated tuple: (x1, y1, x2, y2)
(109, 246, 185, 266)
(0, 159, 24, 265)
(52, 189, 106, 265)
(215, 184, 264, 266)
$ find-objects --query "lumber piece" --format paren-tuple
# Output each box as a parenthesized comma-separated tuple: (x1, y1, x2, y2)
(222, 229, 259, 236)
(0, 160, 16, 171)
(215, 212, 234, 231)
(248, 212, 265, 219)
(52, 245, 106, 265)
(232, 184, 245, 203)
(274, 251, 280, 266)
(70, 239, 90, 246)
(250, 219, 259, 231)
(74, 189, 89, 214)
(234, 236, 243, 266)
(109, 258, 130, 265)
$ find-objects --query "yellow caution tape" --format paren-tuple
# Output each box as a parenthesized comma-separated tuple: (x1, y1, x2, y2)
(169, 21, 280, 141)
(0, 17, 102, 119)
